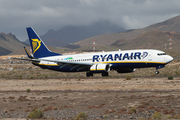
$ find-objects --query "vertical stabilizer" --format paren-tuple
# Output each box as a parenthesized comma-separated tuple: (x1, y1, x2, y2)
(26, 27, 61, 58)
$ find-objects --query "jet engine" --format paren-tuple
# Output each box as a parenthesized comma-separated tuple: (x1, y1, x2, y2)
(90, 64, 110, 73)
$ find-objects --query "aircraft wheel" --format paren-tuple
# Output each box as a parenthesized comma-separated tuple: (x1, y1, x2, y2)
(86, 72, 90, 77)
(86, 72, 93, 77)
(90, 72, 93, 76)
(155, 71, 159, 74)
(102, 72, 108, 77)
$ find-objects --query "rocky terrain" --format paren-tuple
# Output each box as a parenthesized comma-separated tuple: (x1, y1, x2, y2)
(0, 56, 179, 119)
(0, 77, 180, 119)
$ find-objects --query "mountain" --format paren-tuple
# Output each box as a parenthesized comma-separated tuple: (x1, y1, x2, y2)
(40, 21, 126, 47)
(2, 15, 180, 56)
(111, 30, 180, 50)
(74, 29, 143, 46)
(75, 15, 180, 51)
(144, 15, 180, 32)
(0, 33, 27, 56)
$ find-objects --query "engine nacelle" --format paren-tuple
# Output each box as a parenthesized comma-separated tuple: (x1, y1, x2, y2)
(90, 64, 110, 73)
(117, 69, 135, 73)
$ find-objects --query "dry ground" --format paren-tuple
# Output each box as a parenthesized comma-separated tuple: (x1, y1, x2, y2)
(0, 77, 180, 119)
(0, 77, 180, 91)
(0, 59, 180, 119)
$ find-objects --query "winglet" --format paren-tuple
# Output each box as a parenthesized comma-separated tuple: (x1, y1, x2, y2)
(24, 47, 33, 59)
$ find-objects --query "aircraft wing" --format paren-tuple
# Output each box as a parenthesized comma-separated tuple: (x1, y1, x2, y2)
(13, 57, 92, 65)
(13, 57, 92, 71)
(39, 58, 92, 71)
(38, 58, 92, 66)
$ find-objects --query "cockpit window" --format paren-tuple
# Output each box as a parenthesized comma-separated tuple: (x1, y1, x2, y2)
(157, 53, 166, 56)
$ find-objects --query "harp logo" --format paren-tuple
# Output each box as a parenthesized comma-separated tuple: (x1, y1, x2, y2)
(31, 39, 41, 54)
(142, 52, 148, 59)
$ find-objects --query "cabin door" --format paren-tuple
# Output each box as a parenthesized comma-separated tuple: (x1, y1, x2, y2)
(148, 52, 152, 61)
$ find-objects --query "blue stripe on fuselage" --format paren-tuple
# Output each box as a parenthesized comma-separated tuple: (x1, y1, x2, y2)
(33, 62, 165, 72)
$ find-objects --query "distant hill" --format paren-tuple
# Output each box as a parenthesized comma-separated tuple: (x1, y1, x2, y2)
(144, 15, 180, 32)
(40, 21, 126, 47)
(2, 15, 180, 56)
(0, 33, 27, 56)
(75, 15, 180, 51)
(111, 30, 180, 50)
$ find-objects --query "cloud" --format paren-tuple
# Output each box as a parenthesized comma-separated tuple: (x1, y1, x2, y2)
(0, 0, 179, 41)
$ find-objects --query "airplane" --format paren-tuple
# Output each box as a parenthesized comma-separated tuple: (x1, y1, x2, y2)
(17, 27, 173, 77)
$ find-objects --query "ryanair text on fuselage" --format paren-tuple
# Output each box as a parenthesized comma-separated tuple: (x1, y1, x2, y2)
(93, 52, 148, 62)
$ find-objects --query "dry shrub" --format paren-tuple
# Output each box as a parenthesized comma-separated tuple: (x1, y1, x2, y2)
(129, 108, 137, 114)
(166, 115, 172, 119)
(26, 89, 31, 93)
(152, 112, 162, 119)
(75, 112, 88, 120)
(126, 76, 132, 80)
(174, 114, 180, 119)
(168, 76, 173, 80)
(27, 109, 44, 119)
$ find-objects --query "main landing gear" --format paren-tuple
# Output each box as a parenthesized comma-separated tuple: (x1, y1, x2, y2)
(86, 72, 109, 77)
(86, 72, 93, 77)
(102, 72, 108, 77)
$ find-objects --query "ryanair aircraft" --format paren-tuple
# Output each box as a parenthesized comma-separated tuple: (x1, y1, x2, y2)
(20, 27, 173, 77)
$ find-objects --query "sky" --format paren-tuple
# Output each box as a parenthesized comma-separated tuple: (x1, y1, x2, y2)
(0, 0, 180, 41)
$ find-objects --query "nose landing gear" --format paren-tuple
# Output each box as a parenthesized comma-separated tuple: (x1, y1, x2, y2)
(155, 65, 165, 74)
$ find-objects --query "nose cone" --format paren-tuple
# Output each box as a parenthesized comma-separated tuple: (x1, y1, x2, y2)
(166, 55, 173, 63)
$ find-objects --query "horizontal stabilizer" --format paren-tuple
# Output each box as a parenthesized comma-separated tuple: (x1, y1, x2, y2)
(12, 58, 40, 62)
(24, 47, 33, 59)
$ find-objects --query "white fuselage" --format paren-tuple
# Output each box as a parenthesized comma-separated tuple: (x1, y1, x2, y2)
(35, 49, 173, 72)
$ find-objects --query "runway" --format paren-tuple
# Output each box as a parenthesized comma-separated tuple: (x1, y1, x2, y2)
(0, 77, 180, 91)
